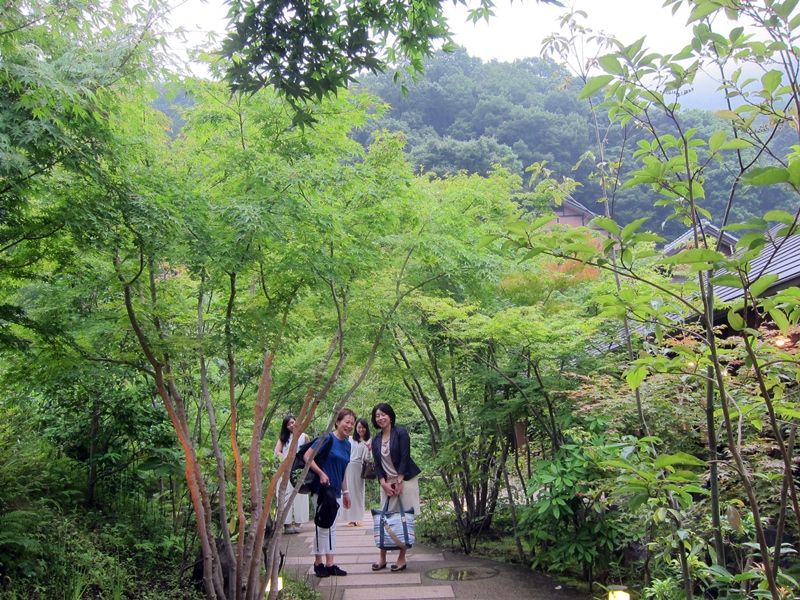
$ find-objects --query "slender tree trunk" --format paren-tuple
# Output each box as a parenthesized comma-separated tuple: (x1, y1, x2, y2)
(86, 399, 100, 507)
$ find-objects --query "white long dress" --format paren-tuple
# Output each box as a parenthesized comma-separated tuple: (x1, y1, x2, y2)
(337, 437, 369, 523)
(277, 433, 310, 525)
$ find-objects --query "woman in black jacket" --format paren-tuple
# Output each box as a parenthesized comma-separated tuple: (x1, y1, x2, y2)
(370, 402, 421, 572)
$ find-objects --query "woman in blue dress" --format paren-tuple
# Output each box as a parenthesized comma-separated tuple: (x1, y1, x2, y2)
(304, 408, 355, 578)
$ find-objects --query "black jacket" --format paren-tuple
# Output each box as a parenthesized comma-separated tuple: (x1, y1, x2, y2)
(371, 425, 421, 482)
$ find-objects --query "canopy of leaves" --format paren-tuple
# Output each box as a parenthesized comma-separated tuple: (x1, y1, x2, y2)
(220, 0, 563, 121)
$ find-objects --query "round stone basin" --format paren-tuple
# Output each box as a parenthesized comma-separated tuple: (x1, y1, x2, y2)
(425, 566, 499, 581)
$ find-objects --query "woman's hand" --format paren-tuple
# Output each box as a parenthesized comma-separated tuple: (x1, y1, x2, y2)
(343, 493, 351, 509)
(319, 472, 330, 486)
(381, 480, 395, 496)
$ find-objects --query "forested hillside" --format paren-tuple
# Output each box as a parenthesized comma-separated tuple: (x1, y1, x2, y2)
(356, 48, 798, 240)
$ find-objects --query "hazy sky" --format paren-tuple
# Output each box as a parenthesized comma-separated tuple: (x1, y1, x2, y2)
(443, 0, 694, 63)
(166, 0, 695, 67)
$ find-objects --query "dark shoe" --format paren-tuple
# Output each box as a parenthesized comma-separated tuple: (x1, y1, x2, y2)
(314, 563, 330, 578)
(371, 563, 387, 571)
(390, 563, 407, 572)
(327, 565, 347, 576)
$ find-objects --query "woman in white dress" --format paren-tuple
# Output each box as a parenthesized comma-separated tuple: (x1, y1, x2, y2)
(338, 418, 371, 526)
(274, 415, 310, 534)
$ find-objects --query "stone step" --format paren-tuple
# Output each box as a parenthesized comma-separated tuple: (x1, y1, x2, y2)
(318, 573, 421, 587)
(288, 553, 445, 564)
(321, 537, 374, 547)
(306, 563, 383, 574)
(342, 586, 455, 600)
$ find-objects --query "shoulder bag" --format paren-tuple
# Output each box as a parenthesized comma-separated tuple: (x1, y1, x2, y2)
(371, 497, 415, 550)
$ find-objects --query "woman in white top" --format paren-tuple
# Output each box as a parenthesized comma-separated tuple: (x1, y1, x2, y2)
(338, 418, 371, 526)
(274, 415, 310, 534)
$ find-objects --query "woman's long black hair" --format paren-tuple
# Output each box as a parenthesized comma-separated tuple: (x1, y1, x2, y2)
(353, 417, 371, 442)
(279, 415, 294, 446)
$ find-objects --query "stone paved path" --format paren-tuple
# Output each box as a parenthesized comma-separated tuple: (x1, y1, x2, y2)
(278, 514, 590, 600)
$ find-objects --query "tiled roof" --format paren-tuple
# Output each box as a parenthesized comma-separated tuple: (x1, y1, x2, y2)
(663, 219, 739, 257)
(602, 225, 800, 352)
(562, 197, 599, 218)
(714, 227, 800, 303)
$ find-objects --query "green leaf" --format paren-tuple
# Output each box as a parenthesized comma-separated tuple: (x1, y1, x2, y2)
(598, 55, 624, 75)
(724, 217, 768, 231)
(707, 564, 735, 582)
(578, 75, 614, 101)
(719, 138, 751, 150)
(738, 231, 767, 250)
(621, 217, 649, 241)
(762, 69, 783, 94)
(776, 0, 799, 20)
(742, 166, 791, 186)
(654, 452, 707, 469)
(788, 161, 800, 189)
(476, 234, 499, 249)
(728, 311, 745, 331)
(521, 247, 546, 261)
(629, 493, 650, 511)
(688, 1, 723, 23)
(505, 221, 528, 236)
(591, 216, 621, 236)
(714, 109, 741, 120)
(769, 308, 790, 334)
(749, 273, 779, 297)
(625, 365, 648, 391)
(530, 215, 556, 231)
(710, 274, 744, 288)
(667, 470, 701, 482)
(708, 131, 726, 152)
(764, 209, 797, 226)
(661, 248, 726, 265)
(563, 243, 599, 255)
